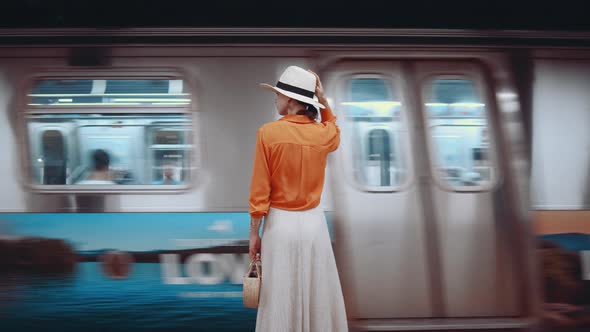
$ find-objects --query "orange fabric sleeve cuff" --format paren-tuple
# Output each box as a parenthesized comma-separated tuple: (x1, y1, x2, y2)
(320, 106, 337, 123)
(248, 128, 272, 221)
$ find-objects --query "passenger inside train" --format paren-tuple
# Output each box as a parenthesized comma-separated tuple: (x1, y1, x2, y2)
(151, 163, 182, 185)
(76, 149, 116, 185)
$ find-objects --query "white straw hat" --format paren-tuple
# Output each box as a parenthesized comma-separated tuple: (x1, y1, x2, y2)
(260, 66, 325, 109)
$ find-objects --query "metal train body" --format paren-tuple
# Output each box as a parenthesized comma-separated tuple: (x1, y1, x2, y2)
(0, 29, 588, 331)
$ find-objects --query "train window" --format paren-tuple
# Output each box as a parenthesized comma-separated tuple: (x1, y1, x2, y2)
(367, 129, 393, 186)
(341, 76, 408, 190)
(423, 78, 496, 190)
(25, 77, 194, 190)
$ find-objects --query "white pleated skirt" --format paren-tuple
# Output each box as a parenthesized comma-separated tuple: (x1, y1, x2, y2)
(255, 206, 349, 332)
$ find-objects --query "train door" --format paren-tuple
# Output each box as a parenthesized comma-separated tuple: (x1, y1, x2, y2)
(29, 125, 70, 185)
(325, 62, 433, 318)
(413, 61, 519, 318)
(326, 60, 522, 324)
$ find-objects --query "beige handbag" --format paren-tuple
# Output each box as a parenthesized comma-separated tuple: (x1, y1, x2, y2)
(243, 256, 262, 309)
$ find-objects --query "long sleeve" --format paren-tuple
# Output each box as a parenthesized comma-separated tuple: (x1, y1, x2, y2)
(320, 105, 337, 124)
(248, 128, 272, 219)
(320, 106, 341, 152)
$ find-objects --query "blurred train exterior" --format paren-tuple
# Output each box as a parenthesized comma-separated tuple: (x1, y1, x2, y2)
(0, 29, 588, 331)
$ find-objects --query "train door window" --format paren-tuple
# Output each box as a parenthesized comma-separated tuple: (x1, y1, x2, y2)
(40, 130, 66, 184)
(367, 128, 393, 186)
(341, 76, 408, 191)
(149, 127, 191, 184)
(25, 75, 195, 191)
(423, 78, 496, 190)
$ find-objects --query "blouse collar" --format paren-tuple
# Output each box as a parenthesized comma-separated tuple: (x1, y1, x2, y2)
(279, 114, 315, 124)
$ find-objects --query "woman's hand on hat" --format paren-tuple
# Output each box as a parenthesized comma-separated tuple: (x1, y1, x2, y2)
(307, 69, 326, 101)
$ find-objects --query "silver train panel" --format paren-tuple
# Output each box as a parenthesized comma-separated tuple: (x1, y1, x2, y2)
(531, 58, 590, 210)
(0, 65, 28, 211)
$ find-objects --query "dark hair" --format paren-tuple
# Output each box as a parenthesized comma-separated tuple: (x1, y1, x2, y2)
(92, 149, 110, 171)
(295, 100, 318, 121)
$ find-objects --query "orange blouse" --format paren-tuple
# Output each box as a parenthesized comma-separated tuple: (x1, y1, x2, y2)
(248, 107, 340, 219)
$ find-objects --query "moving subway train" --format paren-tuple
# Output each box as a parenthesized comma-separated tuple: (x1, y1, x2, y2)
(0, 29, 589, 331)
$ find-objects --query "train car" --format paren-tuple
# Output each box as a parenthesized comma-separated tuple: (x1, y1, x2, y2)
(0, 28, 588, 331)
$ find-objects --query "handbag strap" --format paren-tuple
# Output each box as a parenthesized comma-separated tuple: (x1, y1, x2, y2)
(246, 258, 262, 279)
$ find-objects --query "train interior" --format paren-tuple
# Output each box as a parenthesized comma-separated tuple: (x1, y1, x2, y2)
(26, 79, 192, 186)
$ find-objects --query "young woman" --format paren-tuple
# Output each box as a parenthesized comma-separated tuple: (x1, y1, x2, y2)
(248, 66, 348, 331)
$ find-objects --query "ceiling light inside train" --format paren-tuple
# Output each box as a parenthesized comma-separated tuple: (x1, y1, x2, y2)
(341, 101, 402, 115)
(111, 98, 191, 102)
(425, 102, 485, 107)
